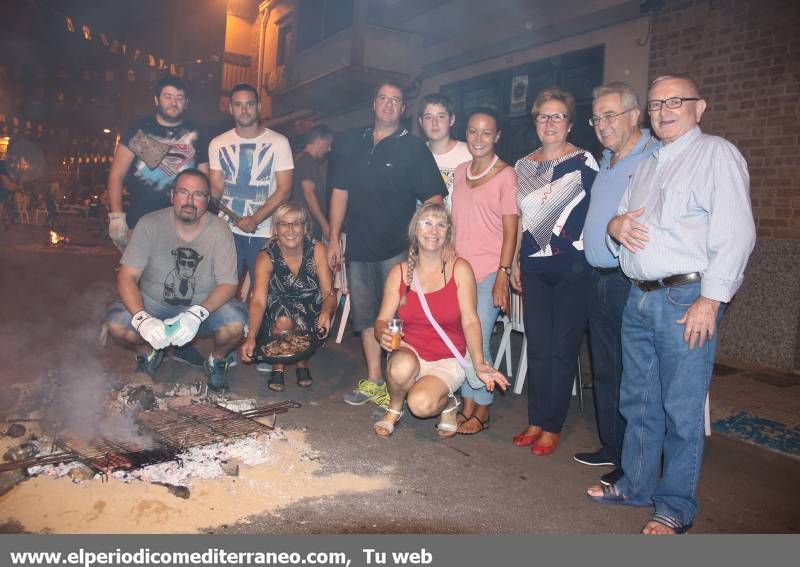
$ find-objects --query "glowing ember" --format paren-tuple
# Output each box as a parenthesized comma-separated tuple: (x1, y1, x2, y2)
(49, 230, 69, 246)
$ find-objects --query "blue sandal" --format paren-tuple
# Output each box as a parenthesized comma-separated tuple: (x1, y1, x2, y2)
(642, 513, 692, 534)
(587, 483, 651, 507)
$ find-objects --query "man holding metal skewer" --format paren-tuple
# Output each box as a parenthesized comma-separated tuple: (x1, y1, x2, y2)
(208, 83, 294, 285)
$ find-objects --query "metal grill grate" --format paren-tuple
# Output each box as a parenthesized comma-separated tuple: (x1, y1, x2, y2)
(13, 401, 302, 474)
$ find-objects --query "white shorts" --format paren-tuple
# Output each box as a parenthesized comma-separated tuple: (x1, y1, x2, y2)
(402, 342, 466, 394)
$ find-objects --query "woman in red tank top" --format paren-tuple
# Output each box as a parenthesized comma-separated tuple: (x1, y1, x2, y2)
(372, 203, 508, 438)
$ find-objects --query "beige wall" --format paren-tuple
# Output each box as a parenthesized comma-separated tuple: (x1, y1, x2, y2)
(419, 16, 651, 108)
(225, 14, 254, 54)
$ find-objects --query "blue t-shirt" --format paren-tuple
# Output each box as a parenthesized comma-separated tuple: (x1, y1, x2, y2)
(583, 129, 660, 268)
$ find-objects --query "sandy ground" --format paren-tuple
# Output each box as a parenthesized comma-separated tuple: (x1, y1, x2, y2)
(0, 429, 389, 533)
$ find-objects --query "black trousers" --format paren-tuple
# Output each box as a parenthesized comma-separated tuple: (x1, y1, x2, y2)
(522, 270, 591, 432)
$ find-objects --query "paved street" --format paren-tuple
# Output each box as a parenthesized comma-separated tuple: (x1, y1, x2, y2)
(0, 222, 797, 534)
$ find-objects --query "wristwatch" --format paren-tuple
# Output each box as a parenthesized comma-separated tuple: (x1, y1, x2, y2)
(498, 265, 512, 276)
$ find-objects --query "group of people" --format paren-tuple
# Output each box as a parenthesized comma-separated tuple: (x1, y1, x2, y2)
(102, 72, 756, 535)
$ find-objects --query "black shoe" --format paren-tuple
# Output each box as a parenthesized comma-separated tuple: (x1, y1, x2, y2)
(600, 469, 624, 486)
(204, 357, 230, 392)
(296, 367, 313, 387)
(171, 345, 205, 367)
(574, 449, 616, 466)
(268, 370, 285, 392)
(135, 349, 164, 377)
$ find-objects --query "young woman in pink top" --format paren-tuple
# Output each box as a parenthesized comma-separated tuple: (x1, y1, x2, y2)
(372, 203, 508, 438)
(450, 107, 519, 434)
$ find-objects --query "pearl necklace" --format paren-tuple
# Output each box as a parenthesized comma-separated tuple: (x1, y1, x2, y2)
(466, 155, 499, 181)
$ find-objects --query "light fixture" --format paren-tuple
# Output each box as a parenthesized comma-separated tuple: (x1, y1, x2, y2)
(102, 128, 111, 134)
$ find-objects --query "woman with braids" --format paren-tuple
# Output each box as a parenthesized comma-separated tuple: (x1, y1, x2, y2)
(450, 106, 518, 434)
(371, 202, 509, 438)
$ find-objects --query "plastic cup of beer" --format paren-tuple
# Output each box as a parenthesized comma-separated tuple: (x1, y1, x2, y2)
(388, 318, 403, 350)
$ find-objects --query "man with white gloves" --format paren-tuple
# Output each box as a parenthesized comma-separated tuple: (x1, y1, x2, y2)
(104, 169, 246, 391)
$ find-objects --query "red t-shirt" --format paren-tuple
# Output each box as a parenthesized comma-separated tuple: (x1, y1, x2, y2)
(396, 273, 467, 361)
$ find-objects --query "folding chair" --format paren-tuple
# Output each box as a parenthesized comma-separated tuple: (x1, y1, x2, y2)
(333, 234, 351, 343)
(492, 290, 585, 410)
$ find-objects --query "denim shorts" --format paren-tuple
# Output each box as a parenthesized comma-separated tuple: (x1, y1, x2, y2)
(348, 251, 406, 332)
(105, 296, 248, 335)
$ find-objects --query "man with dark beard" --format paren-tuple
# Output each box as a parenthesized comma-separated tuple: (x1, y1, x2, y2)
(106, 75, 209, 252)
(104, 169, 246, 391)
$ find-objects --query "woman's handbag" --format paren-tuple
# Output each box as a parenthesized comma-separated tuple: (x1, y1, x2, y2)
(411, 272, 485, 390)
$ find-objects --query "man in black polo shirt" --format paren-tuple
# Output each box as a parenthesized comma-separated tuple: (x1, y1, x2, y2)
(327, 81, 446, 406)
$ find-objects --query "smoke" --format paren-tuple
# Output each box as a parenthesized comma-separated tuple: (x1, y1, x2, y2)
(0, 249, 153, 446)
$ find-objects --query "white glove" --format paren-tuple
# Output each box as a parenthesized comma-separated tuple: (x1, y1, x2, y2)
(132, 310, 170, 350)
(164, 305, 209, 347)
(108, 212, 129, 250)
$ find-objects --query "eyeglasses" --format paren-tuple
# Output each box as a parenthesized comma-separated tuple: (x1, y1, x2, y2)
(646, 97, 700, 112)
(276, 220, 305, 230)
(534, 112, 568, 124)
(589, 109, 633, 127)
(173, 189, 209, 201)
(376, 94, 403, 106)
(418, 219, 449, 231)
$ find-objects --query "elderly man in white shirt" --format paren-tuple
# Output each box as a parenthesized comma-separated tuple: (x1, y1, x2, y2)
(586, 74, 756, 535)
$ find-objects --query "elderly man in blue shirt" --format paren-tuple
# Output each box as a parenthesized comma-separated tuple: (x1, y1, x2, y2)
(587, 74, 756, 535)
(576, 83, 659, 487)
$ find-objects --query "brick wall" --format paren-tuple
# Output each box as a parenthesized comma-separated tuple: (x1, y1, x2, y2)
(649, 0, 800, 239)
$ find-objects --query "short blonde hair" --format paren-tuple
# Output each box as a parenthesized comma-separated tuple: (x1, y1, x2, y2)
(272, 201, 311, 238)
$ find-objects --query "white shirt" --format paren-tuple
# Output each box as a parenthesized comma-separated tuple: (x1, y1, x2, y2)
(428, 140, 471, 209)
(208, 128, 294, 238)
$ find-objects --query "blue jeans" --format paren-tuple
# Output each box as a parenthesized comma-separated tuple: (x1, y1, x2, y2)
(587, 268, 631, 464)
(105, 297, 248, 335)
(615, 282, 724, 525)
(460, 272, 500, 405)
(234, 233, 268, 281)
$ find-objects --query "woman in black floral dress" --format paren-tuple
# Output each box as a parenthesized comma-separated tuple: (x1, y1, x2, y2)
(240, 202, 337, 391)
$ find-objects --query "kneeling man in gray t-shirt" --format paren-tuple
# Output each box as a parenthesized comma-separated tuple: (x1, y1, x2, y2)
(105, 168, 246, 391)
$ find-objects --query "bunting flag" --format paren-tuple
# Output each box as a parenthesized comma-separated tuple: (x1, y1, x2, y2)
(51, 2, 196, 79)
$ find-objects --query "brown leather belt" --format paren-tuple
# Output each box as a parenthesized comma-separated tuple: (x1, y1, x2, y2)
(633, 272, 701, 292)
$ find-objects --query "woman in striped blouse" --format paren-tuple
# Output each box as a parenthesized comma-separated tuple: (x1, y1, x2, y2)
(510, 86, 598, 456)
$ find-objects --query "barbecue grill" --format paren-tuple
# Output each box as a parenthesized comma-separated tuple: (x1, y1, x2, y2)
(0, 401, 301, 475)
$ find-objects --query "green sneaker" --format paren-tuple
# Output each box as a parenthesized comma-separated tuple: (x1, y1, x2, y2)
(343, 379, 388, 406)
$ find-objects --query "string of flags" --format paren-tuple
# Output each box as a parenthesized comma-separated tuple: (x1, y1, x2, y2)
(62, 14, 184, 77)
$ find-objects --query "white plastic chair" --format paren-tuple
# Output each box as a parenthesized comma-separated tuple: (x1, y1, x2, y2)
(493, 290, 584, 410)
(333, 234, 351, 343)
